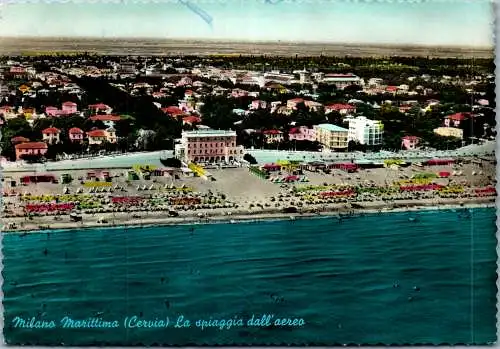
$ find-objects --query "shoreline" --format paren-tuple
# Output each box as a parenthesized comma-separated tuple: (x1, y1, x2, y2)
(3, 197, 495, 234)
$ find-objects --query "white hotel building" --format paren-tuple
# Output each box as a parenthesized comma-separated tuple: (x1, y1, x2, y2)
(347, 116, 384, 146)
(174, 130, 244, 164)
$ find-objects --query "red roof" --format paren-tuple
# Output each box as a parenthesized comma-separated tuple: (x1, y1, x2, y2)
(263, 163, 280, 167)
(87, 130, 107, 137)
(161, 106, 184, 116)
(446, 112, 471, 121)
(326, 103, 355, 111)
(263, 130, 283, 135)
(15, 142, 48, 150)
(88, 103, 110, 109)
(90, 114, 121, 122)
(11, 136, 30, 143)
(69, 127, 84, 134)
(182, 116, 201, 124)
(62, 101, 77, 106)
(288, 98, 304, 103)
(402, 136, 420, 141)
(289, 127, 300, 134)
(185, 90, 194, 95)
(42, 127, 60, 134)
(386, 86, 398, 92)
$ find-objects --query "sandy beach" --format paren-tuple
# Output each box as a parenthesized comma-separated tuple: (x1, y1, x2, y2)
(2, 155, 495, 233)
(3, 197, 496, 233)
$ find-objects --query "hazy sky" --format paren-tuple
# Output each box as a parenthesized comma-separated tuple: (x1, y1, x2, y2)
(0, 0, 494, 47)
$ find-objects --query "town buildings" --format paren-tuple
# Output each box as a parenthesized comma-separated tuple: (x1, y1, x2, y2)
(62, 101, 78, 114)
(45, 101, 79, 117)
(444, 112, 471, 128)
(88, 103, 112, 114)
(314, 124, 349, 151)
(87, 128, 117, 145)
(434, 112, 472, 140)
(347, 116, 384, 146)
(250, 100, 267, 110)
(321, 73, 362, 89)
(89, 114, 121, 127)
(325, 103, 356, 115)
(289, 126, 316, 142)
(15, 142, 48, 160)
(401, 136, 421, 150)
(0, 106, 17, 119)
(42, 127, 61, 144)
(0, 55, 495, 163)
(174, 129, 244, 163)
(69, 127, 85, 143)
(287, 98, 304, 111)
(262, 130, 284, 144)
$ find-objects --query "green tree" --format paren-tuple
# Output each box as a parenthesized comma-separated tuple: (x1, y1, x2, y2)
(243, 153, 257, 164)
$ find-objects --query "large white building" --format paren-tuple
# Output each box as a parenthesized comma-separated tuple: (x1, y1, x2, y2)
(347, 116, 384, 146)
(174, 130, 244, 164)
(321, 73, 363, 89)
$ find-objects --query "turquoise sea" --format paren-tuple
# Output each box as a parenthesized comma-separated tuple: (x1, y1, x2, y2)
(2, 207, 497, 345)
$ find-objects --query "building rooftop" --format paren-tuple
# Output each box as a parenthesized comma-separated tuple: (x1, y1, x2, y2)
(317, 124, 348, 132)
(90, 114, 121, 121)
(87, 129, 107, 137)
(15, 142, 48, 150)
(182, 129, 236, 137)
(69, 127, 84, 134)
(42, 127, 61, 134)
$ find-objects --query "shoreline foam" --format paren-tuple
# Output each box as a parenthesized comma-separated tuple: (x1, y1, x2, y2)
(3, 198, 495, 234)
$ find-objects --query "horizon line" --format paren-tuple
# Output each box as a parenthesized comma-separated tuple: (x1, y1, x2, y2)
(0, 35, 494, 51)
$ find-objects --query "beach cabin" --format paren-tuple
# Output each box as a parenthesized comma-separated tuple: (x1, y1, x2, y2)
(307, 161, 327, 172)
(262, 164, 281, 172)
(331, 163, 358, 173)
(20, 174, 56, 184)
(424, 159, 455, 166)
(100, 171, 112, 182)
(152, 168, 175, 177)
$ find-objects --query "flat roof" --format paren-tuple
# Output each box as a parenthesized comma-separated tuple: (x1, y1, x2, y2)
(182, 130, 236, 137)
(317, 124, 349, 132)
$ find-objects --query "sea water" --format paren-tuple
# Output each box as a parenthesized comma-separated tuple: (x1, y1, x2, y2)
(2, 207, 497, 345)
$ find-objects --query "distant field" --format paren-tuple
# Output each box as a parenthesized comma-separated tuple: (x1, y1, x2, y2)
(0, 37, 494, 58)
